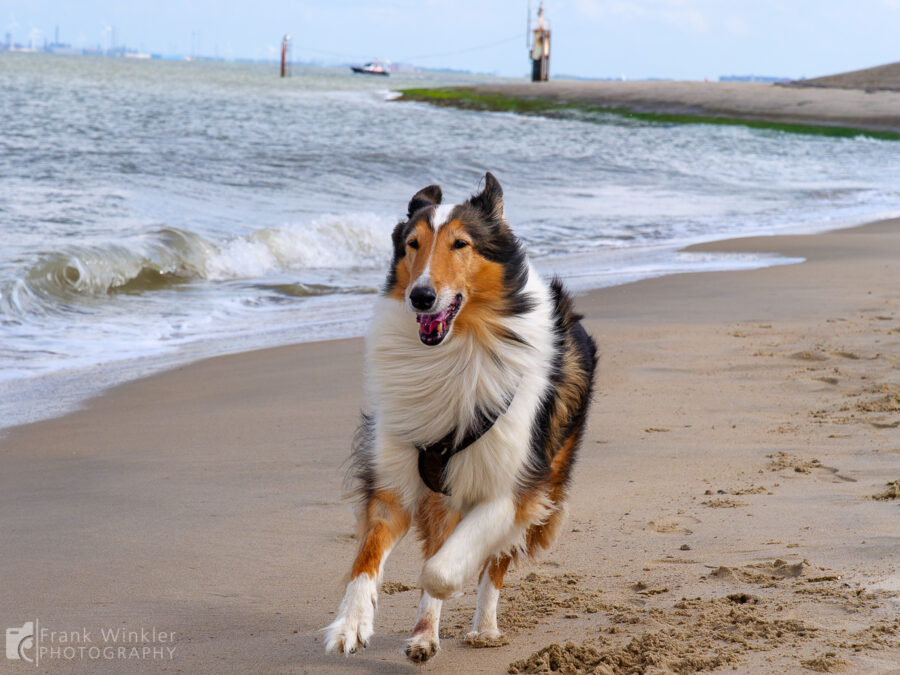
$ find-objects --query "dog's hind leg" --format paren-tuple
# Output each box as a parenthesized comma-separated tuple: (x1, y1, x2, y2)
(466, 553, 511, 646)
(405, 492, 460, 663)
(324, 490, 410, 655)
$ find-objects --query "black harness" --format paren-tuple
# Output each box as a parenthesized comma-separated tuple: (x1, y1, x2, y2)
(416, 394, 514, 495)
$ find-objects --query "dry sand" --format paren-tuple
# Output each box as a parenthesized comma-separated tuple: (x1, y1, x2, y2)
(2, 220, 900, 673)
(465, 81, 900, 134)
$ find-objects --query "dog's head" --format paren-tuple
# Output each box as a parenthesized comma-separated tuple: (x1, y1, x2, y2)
(384, 172, 531, 346)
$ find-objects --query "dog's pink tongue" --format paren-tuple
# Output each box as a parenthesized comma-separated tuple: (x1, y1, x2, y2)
(418, 307, 451, 334)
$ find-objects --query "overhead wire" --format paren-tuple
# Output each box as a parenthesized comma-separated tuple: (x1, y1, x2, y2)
(397, 34, 525, 62)
(296, 33, 526, 64)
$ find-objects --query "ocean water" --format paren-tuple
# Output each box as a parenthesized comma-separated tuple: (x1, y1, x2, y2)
(2, 53, 899, 430)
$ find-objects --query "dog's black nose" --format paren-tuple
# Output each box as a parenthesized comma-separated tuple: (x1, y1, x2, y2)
(409, 285, 436, 311)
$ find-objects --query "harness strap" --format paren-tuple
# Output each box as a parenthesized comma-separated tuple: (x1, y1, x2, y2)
(416, 394, 514, 495)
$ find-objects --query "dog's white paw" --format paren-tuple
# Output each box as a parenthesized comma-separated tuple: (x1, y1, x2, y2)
(324, 612, 373, 655)
(405, 633, 440, 664)
(420, 556, 462, 600)
(323, 575, 377, 655)
(464, 629, 509, 648)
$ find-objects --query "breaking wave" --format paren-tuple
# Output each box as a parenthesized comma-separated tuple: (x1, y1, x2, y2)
(2, 214, 394, 317)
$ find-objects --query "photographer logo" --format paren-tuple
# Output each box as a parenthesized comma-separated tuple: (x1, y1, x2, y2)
(5, 619, 175, 665)
(6, 621, 35, 662)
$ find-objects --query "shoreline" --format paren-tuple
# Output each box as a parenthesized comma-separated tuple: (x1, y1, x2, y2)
(0, 243, 808, 437)
(6, 208, 899, 437)
(1, 218, 898, 671)
(397, 81, 900, 139)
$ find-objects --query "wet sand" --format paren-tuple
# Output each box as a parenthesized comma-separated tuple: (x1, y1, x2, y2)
(462, 81, 900, 134)
(1, 220, 899, 673)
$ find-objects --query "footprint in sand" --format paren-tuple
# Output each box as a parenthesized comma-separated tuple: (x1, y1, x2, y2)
(856, 384, 900, 414)
(708, 559, 810, 584)
(815, 376, 840, 385)
(872, 481, 900, 501)
(765, 451, 856, 482)
(790, 350, 828, 362)
(645, 515, 700, 535)
(381, 580, 414, 595)
(832, 350, 862, 360)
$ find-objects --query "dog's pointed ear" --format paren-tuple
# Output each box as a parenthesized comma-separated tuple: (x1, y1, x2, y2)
(407, 184, 442, 217)
(468, 172, 504, 222)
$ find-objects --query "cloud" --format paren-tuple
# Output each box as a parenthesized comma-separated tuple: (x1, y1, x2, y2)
(575, 0, 708, 33)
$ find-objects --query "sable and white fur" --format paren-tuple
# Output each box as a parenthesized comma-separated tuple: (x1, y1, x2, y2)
(324, 173, 597, 664)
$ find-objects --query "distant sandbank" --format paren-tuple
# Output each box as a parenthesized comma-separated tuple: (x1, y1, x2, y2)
(398, 80, 900, 139)
(784, 60, 900, 93)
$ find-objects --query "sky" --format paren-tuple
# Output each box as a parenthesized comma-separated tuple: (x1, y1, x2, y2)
(3, 0, 899, 80)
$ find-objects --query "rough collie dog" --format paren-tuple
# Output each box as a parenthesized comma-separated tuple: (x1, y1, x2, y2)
(324, 173, 596, 664)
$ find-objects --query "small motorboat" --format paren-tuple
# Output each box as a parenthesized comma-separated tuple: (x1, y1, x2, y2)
(351, 61, 389, 76)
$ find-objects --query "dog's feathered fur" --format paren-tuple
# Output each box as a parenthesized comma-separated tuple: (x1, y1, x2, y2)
(324, 173, 596, 663)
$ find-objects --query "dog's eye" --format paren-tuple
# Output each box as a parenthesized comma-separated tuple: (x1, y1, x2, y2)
(407, 239, 419, 250)
(452, 239, 468, 250)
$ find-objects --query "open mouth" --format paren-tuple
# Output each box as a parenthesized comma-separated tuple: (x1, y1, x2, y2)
(417, 293, 462, 346)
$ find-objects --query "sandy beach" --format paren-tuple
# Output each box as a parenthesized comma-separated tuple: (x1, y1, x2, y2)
(403, 81, 900, 136)
(2, 219, 899, 673)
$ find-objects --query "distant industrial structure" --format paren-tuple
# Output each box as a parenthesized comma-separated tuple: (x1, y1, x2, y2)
(529, 2, 550, 82)
(1, 25, 152, 59)
(720, 74, 791, 83)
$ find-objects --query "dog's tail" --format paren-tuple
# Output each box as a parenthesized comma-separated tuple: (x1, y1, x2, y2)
(343, 411, 377, 503)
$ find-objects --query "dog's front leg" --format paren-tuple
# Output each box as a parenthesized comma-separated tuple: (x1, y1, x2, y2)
(324, 490, 410, 654)
(420, 497, 518, 600)
(404, 590, 442, 663)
